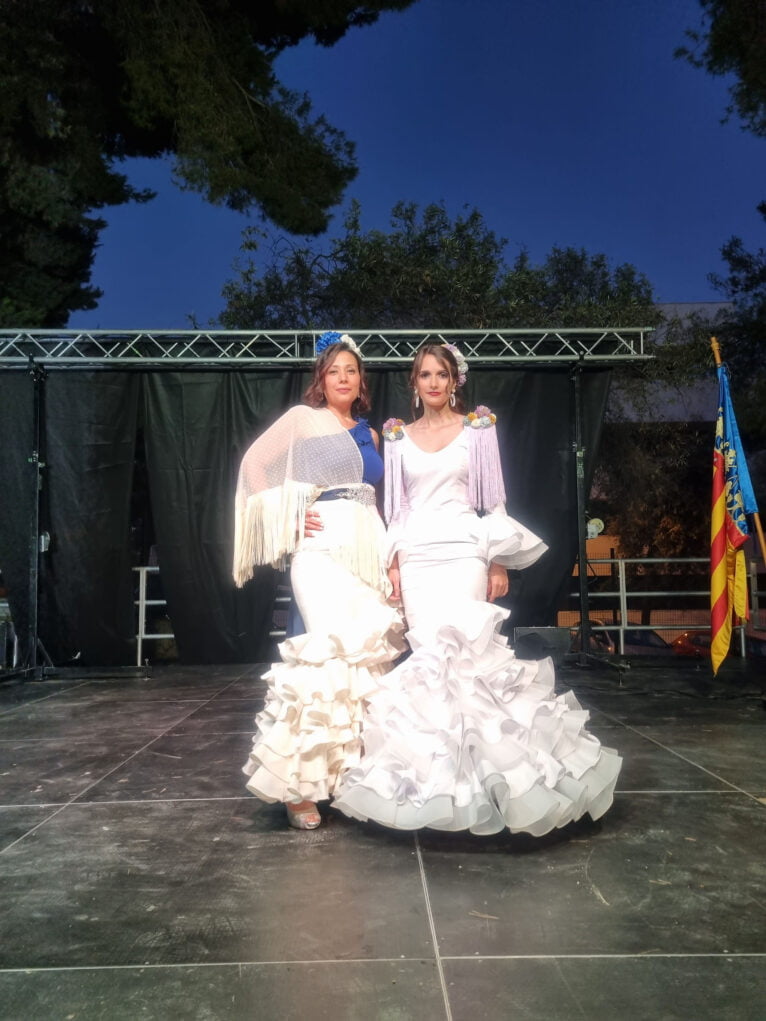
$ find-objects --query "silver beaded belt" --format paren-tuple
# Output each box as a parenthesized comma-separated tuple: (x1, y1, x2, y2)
(317, 484, 376, 506)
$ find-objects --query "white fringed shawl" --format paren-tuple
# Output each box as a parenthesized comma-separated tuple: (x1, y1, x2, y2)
(233, 405, 367, 588)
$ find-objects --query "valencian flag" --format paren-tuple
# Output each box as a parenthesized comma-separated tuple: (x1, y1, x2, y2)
(710, 364, 758, 674)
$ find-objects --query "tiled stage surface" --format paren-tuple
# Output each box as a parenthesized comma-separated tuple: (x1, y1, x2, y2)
(1, 656, 764, 1020)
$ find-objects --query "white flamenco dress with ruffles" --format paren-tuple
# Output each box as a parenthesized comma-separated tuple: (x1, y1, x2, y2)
(333, 422, 622, 836)
(243, 505, 403, 804)
(234, 407, 404, 805)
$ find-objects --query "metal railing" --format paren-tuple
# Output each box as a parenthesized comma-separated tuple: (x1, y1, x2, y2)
(132, 566, 290, 665)
(564, 556, 765, 656)
(133, 556, 765, 664)
(133, 567, 169, 666)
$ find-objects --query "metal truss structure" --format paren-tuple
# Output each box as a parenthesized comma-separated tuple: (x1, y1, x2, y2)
(1, 325, 654, 677)
(0, 328, 653, 367)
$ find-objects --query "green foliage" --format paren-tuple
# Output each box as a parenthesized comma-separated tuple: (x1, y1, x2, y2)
(673, 0, 766, 510)
(676, 1, 766, 446)
(676, 0, 766, 136)
(220, 201, 512, 329)
(596, 281, 765, 559)
(218, 200, 658, 330)
(0, 0, 416, 325)
(594, 420, 712, 559)
(708, 203, 766, 440)
(595, 305, 724, 559)
(501, 248, 658, 328)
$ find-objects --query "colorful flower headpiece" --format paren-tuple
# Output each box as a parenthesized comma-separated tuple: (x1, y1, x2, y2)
(316, 330, 362, 358)
(442, 342, 468, 386)
(464, 405, 497, 428)
(382, 417, 406, 441)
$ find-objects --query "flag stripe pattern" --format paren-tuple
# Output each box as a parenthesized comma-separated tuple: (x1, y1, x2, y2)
(710, 365, 757, 674)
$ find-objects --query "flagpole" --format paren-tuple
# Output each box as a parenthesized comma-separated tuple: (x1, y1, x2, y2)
(710, 337, 766, 565)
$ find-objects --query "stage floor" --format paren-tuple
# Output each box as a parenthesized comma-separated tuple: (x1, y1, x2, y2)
(1, 657, 765, 1020)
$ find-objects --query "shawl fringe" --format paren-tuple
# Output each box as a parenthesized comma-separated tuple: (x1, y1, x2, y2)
(233, 481, 317, 587)
(233, 482, 388, 595)
(330, 501, 390, 594)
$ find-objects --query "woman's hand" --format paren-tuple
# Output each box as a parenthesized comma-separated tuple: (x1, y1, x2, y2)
(487, 562, 509, 602)
(388, 554, 401, 602)
(303, 509, 323, 537)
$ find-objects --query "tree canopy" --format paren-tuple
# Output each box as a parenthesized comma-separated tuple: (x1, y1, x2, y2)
(676, 0, 766, 137)
(708, 202, 766, 438)
(674, 1, 766, 453)
(218, 200, 658, 330)
(0, 0, 416, 326)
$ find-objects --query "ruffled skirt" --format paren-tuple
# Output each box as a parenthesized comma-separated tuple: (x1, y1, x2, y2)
(243, 504, 404, 805)
(333, 554, 621, 836)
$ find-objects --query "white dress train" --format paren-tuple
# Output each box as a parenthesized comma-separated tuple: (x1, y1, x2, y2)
(333, 429, 622, 836)
(242, 498, 404, 804)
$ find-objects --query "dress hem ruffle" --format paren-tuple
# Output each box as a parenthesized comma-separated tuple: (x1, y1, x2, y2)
(243, 602, 405, 805)
(333, 600, 622, 836)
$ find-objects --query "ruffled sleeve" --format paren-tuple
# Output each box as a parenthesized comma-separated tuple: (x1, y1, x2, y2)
(474, 509, 549, 569)
(466, 406, 548, 569)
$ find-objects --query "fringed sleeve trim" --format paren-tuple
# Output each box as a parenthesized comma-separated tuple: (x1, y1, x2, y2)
(233, 481, 317, 587)
(384, 439, 405, 524)
(467, 422, 507, 512)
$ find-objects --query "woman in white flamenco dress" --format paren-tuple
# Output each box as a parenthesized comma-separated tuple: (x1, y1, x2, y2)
(333, 343, 621, 837)
(233, 334, 403, 829)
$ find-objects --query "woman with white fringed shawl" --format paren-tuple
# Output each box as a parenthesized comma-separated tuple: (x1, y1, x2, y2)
(233, 333, 403, 829)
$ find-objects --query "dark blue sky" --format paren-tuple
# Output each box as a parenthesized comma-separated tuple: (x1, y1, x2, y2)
(69, 0, 765, 329)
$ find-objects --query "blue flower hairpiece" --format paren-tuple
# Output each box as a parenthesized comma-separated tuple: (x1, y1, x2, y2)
(316, 331, 342, 353)
(315, 331, 362, 357)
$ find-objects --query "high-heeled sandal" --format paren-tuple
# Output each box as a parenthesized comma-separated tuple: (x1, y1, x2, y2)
(286, 801, 321, 830)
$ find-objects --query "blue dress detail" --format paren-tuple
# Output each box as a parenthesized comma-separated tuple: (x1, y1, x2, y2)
(348, 418, 384, 486)
(287, 418, 382, 636)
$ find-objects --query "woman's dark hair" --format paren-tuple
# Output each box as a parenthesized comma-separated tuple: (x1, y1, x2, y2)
(303, 341, 371, 415)
(409, 343, 466, 418)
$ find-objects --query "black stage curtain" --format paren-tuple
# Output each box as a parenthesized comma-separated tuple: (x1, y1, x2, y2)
(0, 371, 139, 665)
(479, 368, 611, 627)
(0, 372, 37, 659)
(141, 370, 308, 663)
(0, 365, 609, 666)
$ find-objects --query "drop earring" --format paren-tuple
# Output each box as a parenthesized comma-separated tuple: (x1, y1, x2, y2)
(449, 391, 456, 407)
(414, 391, 420, 409)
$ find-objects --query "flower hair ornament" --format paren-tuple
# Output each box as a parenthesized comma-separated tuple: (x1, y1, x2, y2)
(442, 342, 468, 386)
(316, 330, 362, 358)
